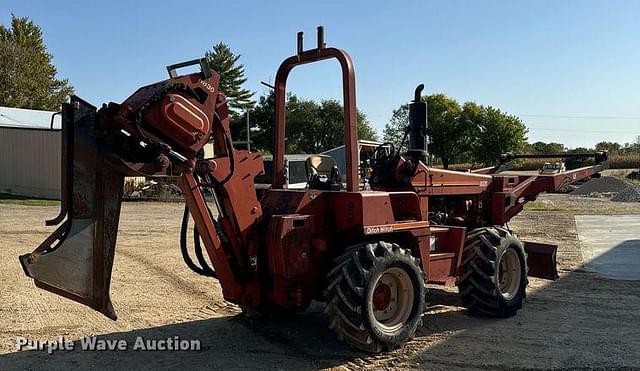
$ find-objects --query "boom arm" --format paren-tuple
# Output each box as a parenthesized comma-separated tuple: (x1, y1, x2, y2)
(490, 159, 609, 224)
(19, 59, 265, 318)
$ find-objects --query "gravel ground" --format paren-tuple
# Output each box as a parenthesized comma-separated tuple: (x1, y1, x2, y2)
(569, 175, 640, 202)
(570, 176, 630, 196)
(612, 185, 640, 202)
(1, 195, 639, 370)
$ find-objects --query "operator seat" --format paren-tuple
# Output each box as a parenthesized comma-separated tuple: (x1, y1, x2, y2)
(306, 155, 342, 191)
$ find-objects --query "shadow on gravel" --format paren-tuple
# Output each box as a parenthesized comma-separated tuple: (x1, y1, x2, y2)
(404, 239, 640, 370)
(0, 311, 346, 369)
(0, 292, 485, 370)
(0, 302, 364, 370)
(3, 244, 639, 370)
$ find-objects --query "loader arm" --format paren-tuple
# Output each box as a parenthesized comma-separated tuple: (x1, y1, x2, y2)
(20, 60, 264, 318)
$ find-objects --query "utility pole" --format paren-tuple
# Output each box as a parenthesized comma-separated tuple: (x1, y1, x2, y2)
(246, 107, 251, 152)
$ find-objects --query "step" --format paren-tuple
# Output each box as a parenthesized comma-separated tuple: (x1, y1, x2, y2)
(429, 252, 456, 261)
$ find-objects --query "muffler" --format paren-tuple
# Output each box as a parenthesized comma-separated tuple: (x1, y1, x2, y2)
(19, 96, 124, 320)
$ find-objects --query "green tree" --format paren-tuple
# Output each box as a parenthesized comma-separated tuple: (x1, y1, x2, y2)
(428, 94, 471, 169)
(466, 103, 528, 166)
(531, 141, 565, 154)
(595, 141, 622, 154)
(621, 138, 640, 154)
(567, 147, 593, 153)
(205, 42, 254, 111)
(284, 95, 320, 153)
(383, 95, 527, 167)
(0, 15, 73, 110)
(382, 104, 410, 151)
(356, 112, 378, 145)
(383, 95, 473, 168)
(241, 91, 377, 153)
(298, 99, 376, 153)
(237, 90, 276, 151)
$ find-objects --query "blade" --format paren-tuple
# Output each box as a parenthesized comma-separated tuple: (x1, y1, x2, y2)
(19, 97, 123, 319)
(524, 241, 559, 280)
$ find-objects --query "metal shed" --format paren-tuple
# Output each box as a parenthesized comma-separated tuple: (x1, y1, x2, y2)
(321, 139, 383, 176)
(0, 106, 61, 199)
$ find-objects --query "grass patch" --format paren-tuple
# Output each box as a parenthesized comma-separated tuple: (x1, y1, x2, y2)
(523, 203, 578, 212)
(0, 193, 60, 206)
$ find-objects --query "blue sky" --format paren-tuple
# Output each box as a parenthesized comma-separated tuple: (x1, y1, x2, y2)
(3, 0, 639, 148)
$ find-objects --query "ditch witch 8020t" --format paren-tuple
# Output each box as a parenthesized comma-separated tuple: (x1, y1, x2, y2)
(20, 27, 608, 352)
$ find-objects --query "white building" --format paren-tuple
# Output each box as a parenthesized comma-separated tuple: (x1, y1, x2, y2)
(0, 106, 62, 199)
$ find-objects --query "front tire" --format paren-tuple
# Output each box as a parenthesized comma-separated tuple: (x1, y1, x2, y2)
(324, 241, 426, 353)
(457, 227, 527, 317)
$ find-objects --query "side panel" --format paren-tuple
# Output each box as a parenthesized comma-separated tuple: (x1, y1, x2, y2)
(266, 214, 315, 309)
(267, 215, 314, 279)
(426, 226, 466, 285)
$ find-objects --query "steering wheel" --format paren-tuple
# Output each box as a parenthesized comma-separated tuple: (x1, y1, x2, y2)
(373, 142, 396, 162)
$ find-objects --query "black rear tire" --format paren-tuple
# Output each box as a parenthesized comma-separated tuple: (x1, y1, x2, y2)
(324, 241, 426, 353)
(457, 227, 527, 317)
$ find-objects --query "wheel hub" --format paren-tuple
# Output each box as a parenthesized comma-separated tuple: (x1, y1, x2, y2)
(372, 267, 415, 333)
(498, 248, 522, 300)
(373, 283, 392, 311)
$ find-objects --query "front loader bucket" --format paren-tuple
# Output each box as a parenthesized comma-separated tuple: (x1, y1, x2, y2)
(19, 96, 124, 320)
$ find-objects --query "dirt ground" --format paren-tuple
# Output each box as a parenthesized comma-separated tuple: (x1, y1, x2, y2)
(1, 194, 639, 370)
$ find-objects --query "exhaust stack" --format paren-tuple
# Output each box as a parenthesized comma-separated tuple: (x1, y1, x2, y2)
(407, 84, 428, 162)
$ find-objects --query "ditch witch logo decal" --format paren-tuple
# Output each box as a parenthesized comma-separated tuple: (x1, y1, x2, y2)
(16, 336, 201, 354)
(364, 225, 394, 235)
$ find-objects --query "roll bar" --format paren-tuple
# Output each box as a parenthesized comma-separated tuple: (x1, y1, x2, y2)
(272, 26, 359, 192)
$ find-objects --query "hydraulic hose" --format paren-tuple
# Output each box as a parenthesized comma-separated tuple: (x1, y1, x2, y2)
(192, 225, 211, 274)
(180, 204, 217, 277)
